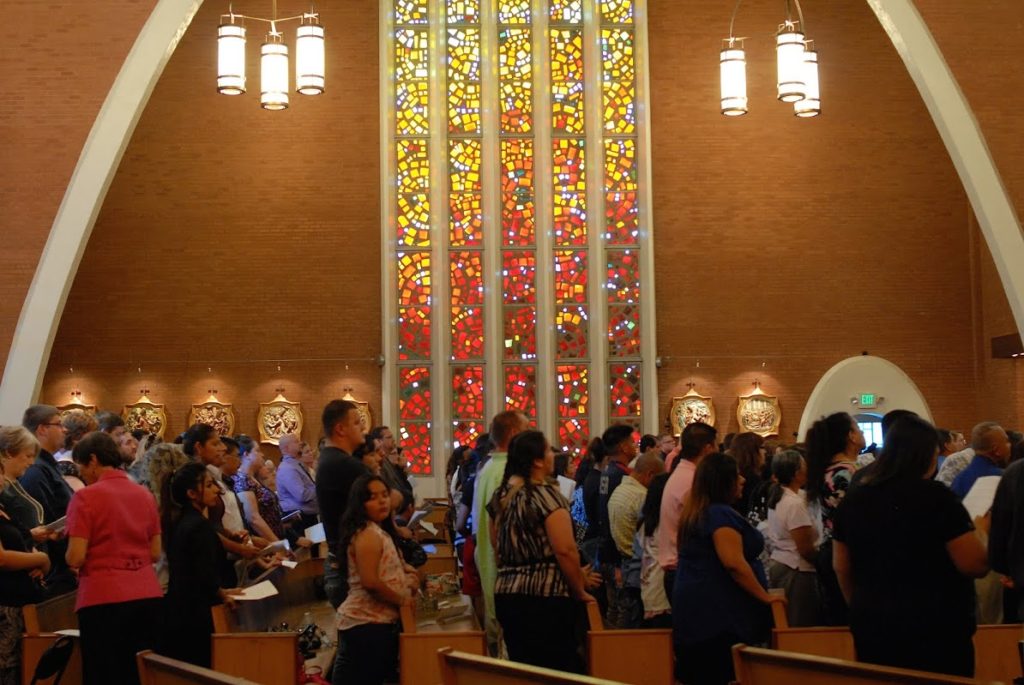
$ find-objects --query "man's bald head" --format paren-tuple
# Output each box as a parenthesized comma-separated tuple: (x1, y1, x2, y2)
(633, 452, 663, 486)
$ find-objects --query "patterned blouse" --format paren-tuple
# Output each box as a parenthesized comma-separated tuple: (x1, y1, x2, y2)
(821, 461, 857, 538)
(337, 522, 409, 630)
(487, 480, 571, 599)
(233, 475, 285, 539)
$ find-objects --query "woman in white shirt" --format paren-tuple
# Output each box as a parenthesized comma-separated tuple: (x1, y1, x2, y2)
(766, 449, 821, 626)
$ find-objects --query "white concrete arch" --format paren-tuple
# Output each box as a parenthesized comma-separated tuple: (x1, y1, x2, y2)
(0, 0, 203, 422)
(2, 0, 1024, 424)
(797, 355, 932, 440)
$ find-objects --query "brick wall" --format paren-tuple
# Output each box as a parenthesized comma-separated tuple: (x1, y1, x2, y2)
(1, 1, 1020, 455)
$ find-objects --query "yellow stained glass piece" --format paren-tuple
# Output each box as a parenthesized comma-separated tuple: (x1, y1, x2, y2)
(397, 194, 431, 247)
(397, 139, 430, 193)
(395, 29, 429, 81)
(449, 139, 482, 193)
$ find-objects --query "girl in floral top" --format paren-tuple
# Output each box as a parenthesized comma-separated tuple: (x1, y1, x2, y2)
(805, 412, 864, 625)
(487, 430, 596, 674)
(334, 474, 419, 685)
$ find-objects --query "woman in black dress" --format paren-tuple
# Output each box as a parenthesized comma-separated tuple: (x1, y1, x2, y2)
(159, 462, 238, 667)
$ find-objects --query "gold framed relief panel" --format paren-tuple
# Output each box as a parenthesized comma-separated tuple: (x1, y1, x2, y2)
(189, 392, 236, 437)
(257, 391, 303, 445)
(669, 386, 716, 435)
(737, 382, 781, 437)
(57, 393, 96, 421)
(342, 390, 374, 434)
(122, 392, 168, 439)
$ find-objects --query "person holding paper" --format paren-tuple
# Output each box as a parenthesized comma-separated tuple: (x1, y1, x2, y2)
(66, 431, 163, 685)
(951, 422, 1011, 499)
(832, 415, 989, 677)
(333, 474, 419, 685)
(0, 427, 62, 551)
(159, 462, 241, 668)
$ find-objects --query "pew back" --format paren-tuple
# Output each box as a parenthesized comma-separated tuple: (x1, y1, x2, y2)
(437, 648, 630, 684)
(584, 599, 673, 685)
(137, 651, 261, 685)
(732, 645, 998, 685)
(400, 600, 486, 685)
(21, 591, 82, 685)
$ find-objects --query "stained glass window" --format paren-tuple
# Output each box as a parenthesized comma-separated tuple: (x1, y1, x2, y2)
(388, 0, 648, 474)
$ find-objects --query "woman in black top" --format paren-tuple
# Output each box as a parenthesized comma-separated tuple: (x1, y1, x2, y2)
(833, 415, 989, 677)
(159, 463, 238, 667)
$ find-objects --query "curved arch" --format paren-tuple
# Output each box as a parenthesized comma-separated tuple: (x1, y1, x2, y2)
(0, 0, 203, 422)
(797, 356, 932, 440)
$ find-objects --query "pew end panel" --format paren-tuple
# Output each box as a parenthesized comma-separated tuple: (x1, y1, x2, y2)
(137, 650, 262, 685)
(436, 647, 631, 684)
(400, 597, 486, 685)
(21, 634, 82, 685)
(210, 634, 298, 685)
(583, 598, 673, 683)
(22, 591, 81, 685)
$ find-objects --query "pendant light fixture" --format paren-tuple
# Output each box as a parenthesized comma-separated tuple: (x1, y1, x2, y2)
(720, 0, 821, 118)
(217, 2, 325, 110)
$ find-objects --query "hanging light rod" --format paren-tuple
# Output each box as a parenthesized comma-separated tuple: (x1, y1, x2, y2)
(217, 1, 326, 110)
(719, 0, 820, 117)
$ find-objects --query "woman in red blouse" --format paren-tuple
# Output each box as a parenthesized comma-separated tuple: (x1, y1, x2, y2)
(66, 432, 163, 685)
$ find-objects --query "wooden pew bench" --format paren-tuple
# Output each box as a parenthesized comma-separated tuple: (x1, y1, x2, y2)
(399, 597, 485, 685)
(21, 591, 82, 685)
(137, 651, 260, 685)
(437, 647, 630, 684)
(733, 644, 1001, 684)
(770, 623, 1023, 683)
(210, 559, 330, 685)
(584, 603, 673, 685)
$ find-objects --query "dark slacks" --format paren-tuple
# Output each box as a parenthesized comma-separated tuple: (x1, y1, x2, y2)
(495, 593, 583, 674)
(78, 597, 162, 685)
(853, 626, 974, 678)
(332, 622, 399, 685)
(675, 631, 740, 685)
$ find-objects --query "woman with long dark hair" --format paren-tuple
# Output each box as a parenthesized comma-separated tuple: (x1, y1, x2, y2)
(159, 462, 238, 667)
(729, 432, 765, 518)
(805, 411, 864, 624)
(333, 474, 419, 685)
(65, 432, 163, 685)
(639, 472, 671, 628)
(673, 452, 783, 685)
(833, 415, 988, 677)
(487, 430, 596, 673)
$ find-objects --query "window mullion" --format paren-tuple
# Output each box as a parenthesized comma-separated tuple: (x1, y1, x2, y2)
(380, 0, 399, 432)
(533, 0, 555, 437)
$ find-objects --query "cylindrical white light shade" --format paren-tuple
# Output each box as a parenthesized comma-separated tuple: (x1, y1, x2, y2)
(794, 48, 820, 117)
(295, 20, 325, 95)
(776, 25, 806, 103)
(720, 47, 747, 116)
(217, 22, 246, 95)
(261, 39, 289, 110)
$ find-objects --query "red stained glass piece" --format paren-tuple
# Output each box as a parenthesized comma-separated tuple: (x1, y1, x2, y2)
(451, 366, 485, 418)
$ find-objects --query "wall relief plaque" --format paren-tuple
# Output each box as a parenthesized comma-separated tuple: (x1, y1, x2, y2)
(342, 389, 373, 434)
(737, 381, 782, 437)
(669, 385, 716, 435)
(57, 391, 95, 421)
(122, 391, 168, 439)
(188, 391, 236, 437)
(257, 390, 303, 445)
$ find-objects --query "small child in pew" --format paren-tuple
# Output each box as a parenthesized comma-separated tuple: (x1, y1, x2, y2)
(333, 474, 420, 685)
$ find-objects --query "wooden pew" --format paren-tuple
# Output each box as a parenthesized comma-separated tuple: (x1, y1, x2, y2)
(584, 602, 673, 685)
(136, 651, 261, 685)
(437, 647, 630, 684)
(770, 624, 1023, 683)
(21, 591, 82, 685)
(210, 559, 329, 685)
(399, 598, 485, 685)
(732, 644, 999, 685)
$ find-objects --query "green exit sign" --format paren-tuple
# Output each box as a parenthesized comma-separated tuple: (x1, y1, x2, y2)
(860, 393, 877, 408)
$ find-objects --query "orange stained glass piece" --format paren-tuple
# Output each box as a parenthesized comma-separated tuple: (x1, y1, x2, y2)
(604, 191, 638, 245)
(608, 303, 641, 357)
(504, 364, 537, 416)
(552, 81, 585, 133)
(553, 139, 585, 192)
(503, 306, 537, 360)
(550, 29, 584, 82)
(450, 250, 484, 306)
(395, 29, 429, 81)
(602, 81, 636, 134)
(396, 80, 429, 136)
(399, 366, 432, 420)
(558, 418, 590, 456)
(400, 422, 433, 474)
(502, 251, 537, 305)
(604, 138, 637, 192)
(397, 193, 430, 247)
(500, 80, 533, 133)
(606, 249, 640, 303)
(555, 305, 588, 359)
(554, 251, 587, 303)
(397, 252, 432, 307)
(449, 139, 482, 193)
(397, 306, 431, 360)
(556, 364, 589, 417)
(450, 193, 483, 246)
(453, 421, 485, 449)
(451, 306, 485, 359)
(451, 365, 485, 418)
(396, 139, 430, 193)
(552, 192, 587, 246)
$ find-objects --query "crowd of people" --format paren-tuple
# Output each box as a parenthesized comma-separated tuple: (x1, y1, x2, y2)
(2, 396, 1022, 685)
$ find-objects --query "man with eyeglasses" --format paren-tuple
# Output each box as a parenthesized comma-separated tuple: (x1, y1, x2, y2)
(19, 404, 77, 593)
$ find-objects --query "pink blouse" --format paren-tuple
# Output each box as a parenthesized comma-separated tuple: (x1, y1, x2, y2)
(337, 522, 409, 630)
